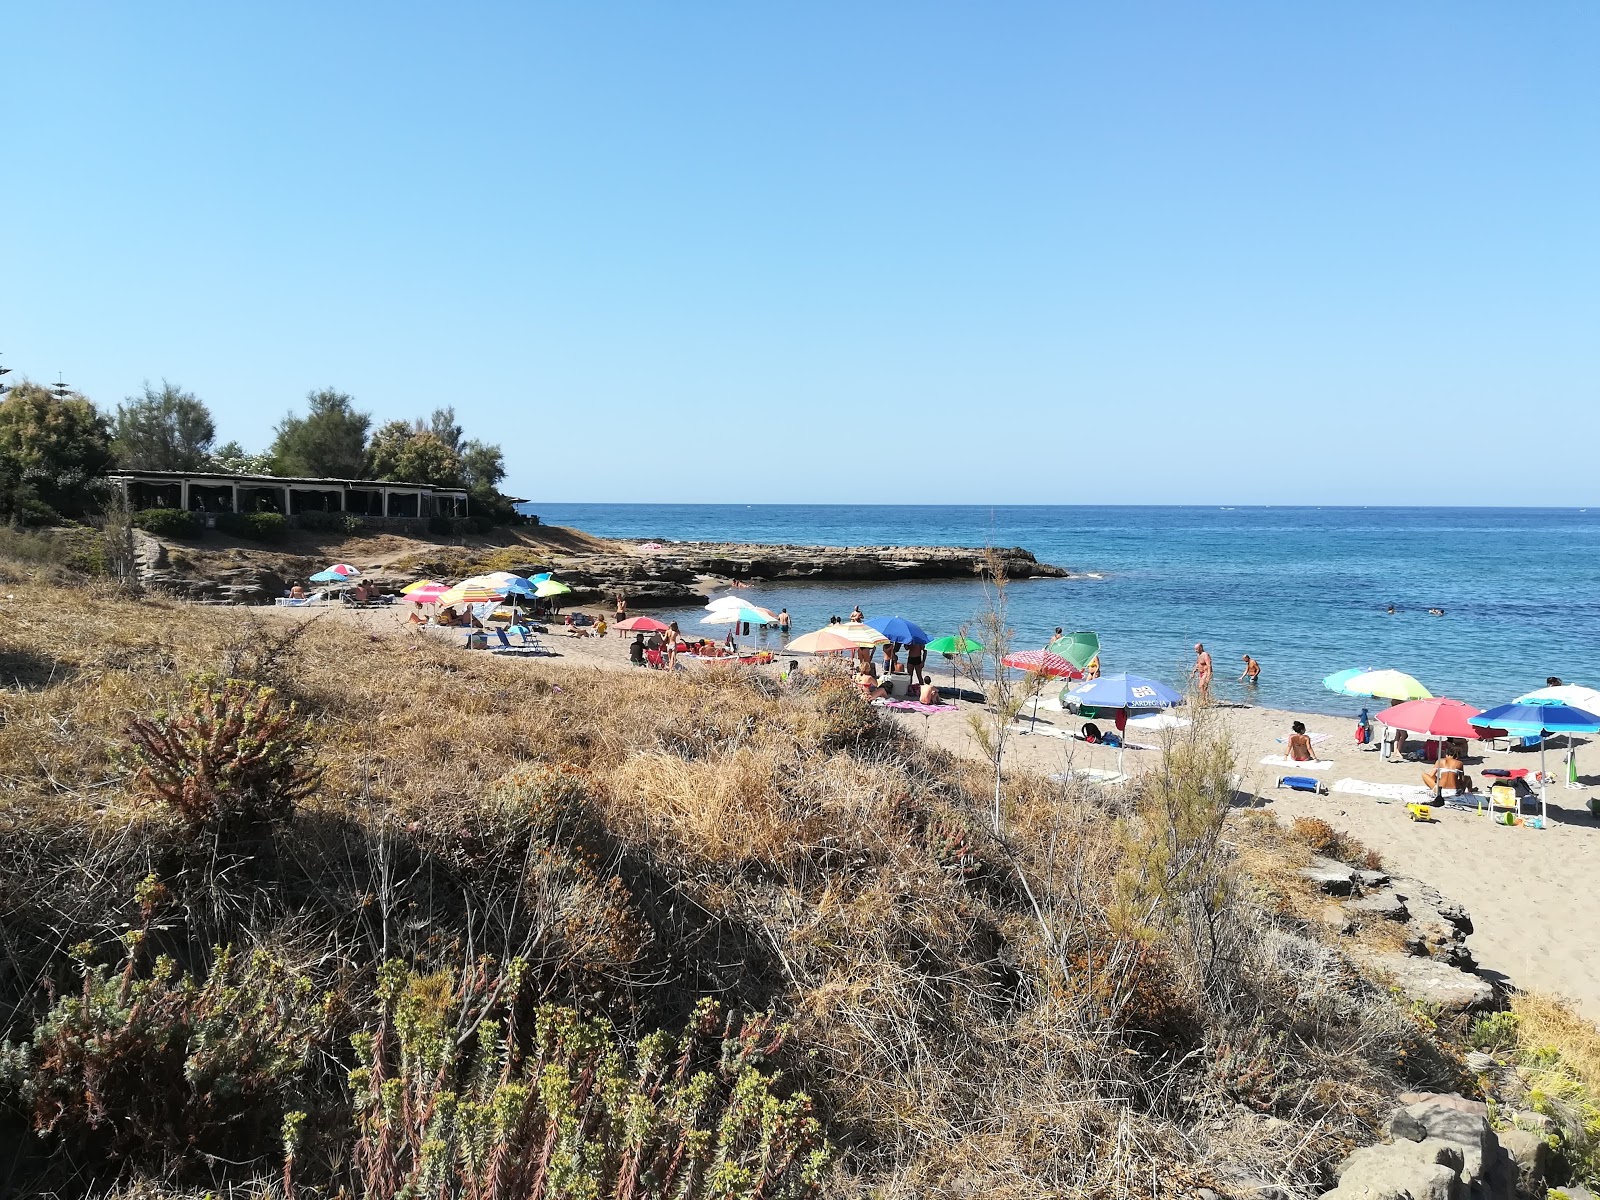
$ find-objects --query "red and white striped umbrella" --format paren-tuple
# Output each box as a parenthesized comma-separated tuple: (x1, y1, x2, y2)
(1002, 649, 1083, 679)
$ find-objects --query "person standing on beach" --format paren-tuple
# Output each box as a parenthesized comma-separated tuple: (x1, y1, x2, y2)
(1239, 654, 1261, 686)
(615, 593, 627, 621)
(1191, 643, 1213, 700)
(905, 639, 926, 686)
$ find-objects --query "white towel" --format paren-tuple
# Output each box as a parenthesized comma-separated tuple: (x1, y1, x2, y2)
(1049, 768, 1129, 785)
(1261, 755, 1334, 770)
(1331, 779, 1434, 802)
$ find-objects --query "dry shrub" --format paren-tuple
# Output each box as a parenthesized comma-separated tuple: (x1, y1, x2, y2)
(1289, 815, 1380, 868)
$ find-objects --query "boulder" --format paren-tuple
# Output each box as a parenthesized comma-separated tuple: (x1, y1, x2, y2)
(1495, 1127, 1550, 1191)
(1366, 954, 1496, 1012)
(1389, 1099, 1494, 1180)
(1348, 891, 1409, 921)
(1302, 856, 1358, 895)
(1356, 868, 1392, 888)
(1328, 1148, 1456, 1200)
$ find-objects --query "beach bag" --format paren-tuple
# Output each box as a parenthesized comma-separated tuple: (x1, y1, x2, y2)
(1354, 722, 1370, 745)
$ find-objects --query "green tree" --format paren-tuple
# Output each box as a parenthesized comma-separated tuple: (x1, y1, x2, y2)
(0, 381, 114, 520)
(269, 388, 370, 478)
(113, 380, 216, 471)
(458, 438, 505, 494)
(391, 430, 462, 487)
(426, 405, 462, 454)
(364, 419, 414, 481)
(208, 440, 277, 476)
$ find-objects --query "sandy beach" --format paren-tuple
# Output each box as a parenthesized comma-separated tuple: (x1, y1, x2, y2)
(307, 599, 1600, 1020)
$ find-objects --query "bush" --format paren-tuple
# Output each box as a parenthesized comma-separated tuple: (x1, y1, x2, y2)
(132, 508, 204, 539)
(464, 513, 494, 534)
(216, 511, 287, 542)
(122, 674, 321, 831)
(427, 514, 457, 535)
(0, 889, 327, 1171)
(349, 963, 830, 1200)
(295, 510, 362, 535)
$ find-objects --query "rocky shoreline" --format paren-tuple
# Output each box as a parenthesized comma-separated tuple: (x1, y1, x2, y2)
(132, 530, 1073, 608)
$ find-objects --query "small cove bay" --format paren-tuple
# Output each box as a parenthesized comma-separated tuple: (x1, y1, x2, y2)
(521, 504, 1600, 717)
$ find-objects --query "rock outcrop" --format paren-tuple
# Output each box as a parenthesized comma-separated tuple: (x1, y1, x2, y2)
(134, 531, 289, 605)
(1305, 862, 1493, 1013)
(1322, 1095, 1525, 1200)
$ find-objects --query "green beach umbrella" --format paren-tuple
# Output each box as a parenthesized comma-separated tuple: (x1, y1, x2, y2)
(534, 580, 572, 600)
(1046, 631, 1100, 670)
(927, 635, 983, 691)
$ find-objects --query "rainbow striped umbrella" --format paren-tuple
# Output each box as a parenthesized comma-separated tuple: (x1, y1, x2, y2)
(402, 583, 452, 604)
(400, 578, 446, 594)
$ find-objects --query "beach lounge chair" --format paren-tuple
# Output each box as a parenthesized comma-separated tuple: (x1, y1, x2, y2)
(1277, 775, 1325, 794)
(645, 649, 665, 670)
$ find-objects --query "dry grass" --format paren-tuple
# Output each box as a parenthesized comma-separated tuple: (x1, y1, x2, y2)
(0, 577, 1502, 1198)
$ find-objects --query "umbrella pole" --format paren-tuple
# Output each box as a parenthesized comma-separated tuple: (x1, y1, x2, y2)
(1539, 734, 1548, 827)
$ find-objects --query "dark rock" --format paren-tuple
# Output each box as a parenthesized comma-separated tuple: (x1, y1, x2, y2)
(1355, 868, 1391, 888)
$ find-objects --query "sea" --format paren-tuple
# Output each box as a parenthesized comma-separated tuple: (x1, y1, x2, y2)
(516, 504, 1600, 717)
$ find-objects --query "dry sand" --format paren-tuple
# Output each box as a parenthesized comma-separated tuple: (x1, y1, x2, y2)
(302, 600, 1600, 1019)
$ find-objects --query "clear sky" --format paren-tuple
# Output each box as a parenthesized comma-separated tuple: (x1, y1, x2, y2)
(4, 4, 1596, 505)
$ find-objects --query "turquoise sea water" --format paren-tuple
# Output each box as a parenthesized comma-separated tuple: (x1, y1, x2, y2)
(518, 504, 1600, 717)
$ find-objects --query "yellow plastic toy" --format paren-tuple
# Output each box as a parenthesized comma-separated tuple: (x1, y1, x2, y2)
(1406, 803, 1437, 822)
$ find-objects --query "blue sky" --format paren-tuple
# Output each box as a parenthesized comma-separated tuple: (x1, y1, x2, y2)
(4, 4, 1596, 505)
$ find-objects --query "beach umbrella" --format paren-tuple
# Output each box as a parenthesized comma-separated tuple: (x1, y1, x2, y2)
(400, 578, 445, 594)
(866, 616, 934, 646)
(402, 583, 452, 604)
(784, 627, 865, 655)
(700, 604, 773, 627)
(1469, 701, 1600, 826)
(1322, 667, 1375, 696)
(1515, 686, 1600, 786)
(1331, 669, 1432, 701)
(827, 622, 891, 646)
(1374, 698, 1496, 741)
(617, 616, 670, 633)
(926, 634, 984, 691)
(1046, 631, 1101, 671)
(534, 580, 572, 598)
(1002, 649, 1083, 679)
(1062, 672, 1182, 771)
(529, 572, 553, 583)
(1065, 672, 1183, 712)
(1003, 650, 1084, 731)
(438, 581, 506, 606)
(705, 596, 779, 623)
(310, 563, 361, 583)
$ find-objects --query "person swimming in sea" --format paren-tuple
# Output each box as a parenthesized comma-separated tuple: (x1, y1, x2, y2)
(1427, 607, 1445, 616)
(1385, 604, 1396, 615)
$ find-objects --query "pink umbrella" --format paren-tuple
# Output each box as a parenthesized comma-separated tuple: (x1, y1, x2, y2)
(1002, 650, 1083, 679)
(403, 583, 451, 604)
(1003, 650, 1084, 731)
(617, 616, 671, 632)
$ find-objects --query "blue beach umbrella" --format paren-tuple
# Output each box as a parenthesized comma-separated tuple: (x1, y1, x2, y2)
(1066, 672, 1182, 711)
(865, 615, 933, 645)
(1061, 672, 1182, 772)
(1468, 701, 1600, 826)
(1323, 667, 1374, 696)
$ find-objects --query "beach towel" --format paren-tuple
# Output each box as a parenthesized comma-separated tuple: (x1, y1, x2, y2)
(876, 700, 959, 714)
(1331, 779, 1434, 803)
(1048, 768, 1130, 786)
(1260, 755, 1334, 770)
